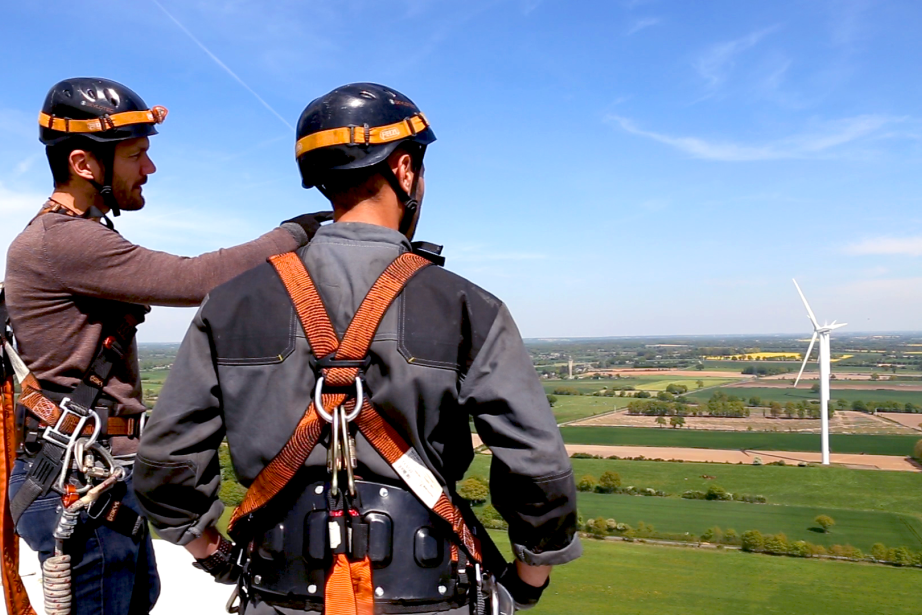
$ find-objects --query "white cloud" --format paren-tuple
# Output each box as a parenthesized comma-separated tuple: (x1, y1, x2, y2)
(626, 17, 660, 35)
(845, 236, 922, 257)
(694, 26, 779, 89)
(606, 113, 899, 161)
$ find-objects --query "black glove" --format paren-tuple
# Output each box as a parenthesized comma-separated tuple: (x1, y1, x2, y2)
(281, 211, 334, 245)
(497, 563, 549, 611)
(192, 535, 240, 585)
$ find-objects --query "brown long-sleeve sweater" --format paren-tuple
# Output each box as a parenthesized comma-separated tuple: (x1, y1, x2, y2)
(4, 206, 300, 428)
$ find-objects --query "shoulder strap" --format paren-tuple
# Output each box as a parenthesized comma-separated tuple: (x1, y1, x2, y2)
(228, 251, 432, 534)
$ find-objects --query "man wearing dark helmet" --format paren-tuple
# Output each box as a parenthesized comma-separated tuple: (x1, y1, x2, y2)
(135, 83, 580, 615)
(0, 78, 330, 615)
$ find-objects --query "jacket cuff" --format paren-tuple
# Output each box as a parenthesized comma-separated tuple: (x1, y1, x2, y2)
(512, 533, 582, 566)
(152, 499, 225, 546)
(279, 223, 309, 248)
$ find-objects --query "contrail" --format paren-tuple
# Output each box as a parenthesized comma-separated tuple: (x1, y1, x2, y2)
(150, 0, 294, 132)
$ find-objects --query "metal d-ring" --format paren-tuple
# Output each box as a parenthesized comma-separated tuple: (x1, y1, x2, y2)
(344, 378, 363, 422)
(313, 376, 334, 423)
(313, 376, 364, 423)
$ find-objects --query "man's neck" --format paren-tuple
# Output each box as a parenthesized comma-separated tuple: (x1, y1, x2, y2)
(334, 197, 401, 231)
(49, 187, 104, 219)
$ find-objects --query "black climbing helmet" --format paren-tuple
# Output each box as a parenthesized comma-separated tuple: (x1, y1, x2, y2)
(38, 78, 167, 217)
(295, 82, 435, 190)
(39, 77, 167, 146)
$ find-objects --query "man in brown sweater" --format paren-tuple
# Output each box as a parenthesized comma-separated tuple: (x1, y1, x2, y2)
(2, 77, 327, 615)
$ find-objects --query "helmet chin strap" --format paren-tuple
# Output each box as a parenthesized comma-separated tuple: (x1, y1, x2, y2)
(88, 147, 121, 217)
(383, 154, 424, 239)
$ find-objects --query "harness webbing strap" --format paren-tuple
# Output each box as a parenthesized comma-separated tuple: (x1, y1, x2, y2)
(326, 553, 374, 615)
(17, 374, 140, 437)
(1, 371, 37, 615)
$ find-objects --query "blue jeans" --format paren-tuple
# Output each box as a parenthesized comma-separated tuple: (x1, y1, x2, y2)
(9, 459, 161, 615)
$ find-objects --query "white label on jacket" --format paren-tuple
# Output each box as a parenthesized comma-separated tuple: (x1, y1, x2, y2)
(392, 449, 442, 509)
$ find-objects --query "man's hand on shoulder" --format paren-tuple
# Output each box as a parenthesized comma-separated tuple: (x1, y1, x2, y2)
(281, 211, 334, 246)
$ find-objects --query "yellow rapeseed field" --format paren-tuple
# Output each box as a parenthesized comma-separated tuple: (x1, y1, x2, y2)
(705, 352, 801, 360)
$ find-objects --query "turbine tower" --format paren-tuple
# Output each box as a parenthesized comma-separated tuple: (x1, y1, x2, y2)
(792, 280, 846, 465)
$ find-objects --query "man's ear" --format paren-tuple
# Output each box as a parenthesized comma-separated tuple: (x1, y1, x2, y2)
(391, 151, 414, 194)
(69, 149, 102, 183)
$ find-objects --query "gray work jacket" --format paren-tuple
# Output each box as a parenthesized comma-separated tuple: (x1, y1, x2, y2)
(134, 222, 581, 568)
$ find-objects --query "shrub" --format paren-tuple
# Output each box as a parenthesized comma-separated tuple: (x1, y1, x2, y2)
(914, 439, 922, 462)
(477, 504, 508, 530)
(457, 476, 489, 505)
(605, 518, 618, 532)
(705, 484, 731, 501)
(741, 530, 764, 552)
(546, 394, 558, 407)
(577, 475, 598, 492)
(587, 516, 609, 537)
(752, 457, 763, 466)
(597, 471, 622, 493)
(870, 543, 888, 561)
(814, 515, 835, 533)
(553, 386, 580, 395)
(889, 546, 914, 566)
(701, 526, 723, 543)
(788, 540, 811, 558)
(763, 533, 789, 555)
(681, 490, 706, 500)
(571, 452, 602, 459)
(723, 529, 740, 545)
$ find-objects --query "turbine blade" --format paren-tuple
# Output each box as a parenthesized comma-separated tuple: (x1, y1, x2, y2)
(828, 323, 847, 330)
(793, 279, 820, 329)
(794, 332, 817, 387)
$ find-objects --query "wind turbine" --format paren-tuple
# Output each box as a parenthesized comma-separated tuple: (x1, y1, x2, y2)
(792, 280, 846, 465)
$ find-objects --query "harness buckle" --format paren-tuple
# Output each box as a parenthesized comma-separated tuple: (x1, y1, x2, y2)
(43, 399, 101, 491)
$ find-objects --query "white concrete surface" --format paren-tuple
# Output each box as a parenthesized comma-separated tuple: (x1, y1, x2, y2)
(2, 538, 233, 615)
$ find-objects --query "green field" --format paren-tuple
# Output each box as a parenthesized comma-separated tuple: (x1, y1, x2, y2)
(550, 395, 624, 423)
(467, 456, 922, 516)
(576, 493, 922, 551)
(687, 385, 922, 406)
(529, 535, 921, 615)
(558, 426, 920, 456)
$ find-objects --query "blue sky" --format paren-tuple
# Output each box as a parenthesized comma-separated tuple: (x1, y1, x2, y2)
(1, 0, 921, 341)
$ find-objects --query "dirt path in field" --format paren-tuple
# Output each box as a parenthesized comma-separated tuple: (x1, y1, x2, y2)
(725, 379, 922, 391)
(470, 436, 921, 472)
(586, 369, 745, 378)
(572, 410, 919, 435)
(878, 412, 922, 431)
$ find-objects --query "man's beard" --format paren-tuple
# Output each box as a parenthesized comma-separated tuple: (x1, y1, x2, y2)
(112, 178, 145, 211)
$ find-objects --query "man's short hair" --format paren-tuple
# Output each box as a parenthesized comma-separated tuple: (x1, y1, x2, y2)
(45, 138, 113, 188)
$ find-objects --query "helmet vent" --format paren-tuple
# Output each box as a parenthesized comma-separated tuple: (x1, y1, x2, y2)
(359, 90, 376, 100)
(84, 88, 97, 101)
(105, 89, 120, 106)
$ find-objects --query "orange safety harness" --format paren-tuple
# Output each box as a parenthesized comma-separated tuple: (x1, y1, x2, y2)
(228, 251, 483, 615)
(0, 289, 36, 615)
